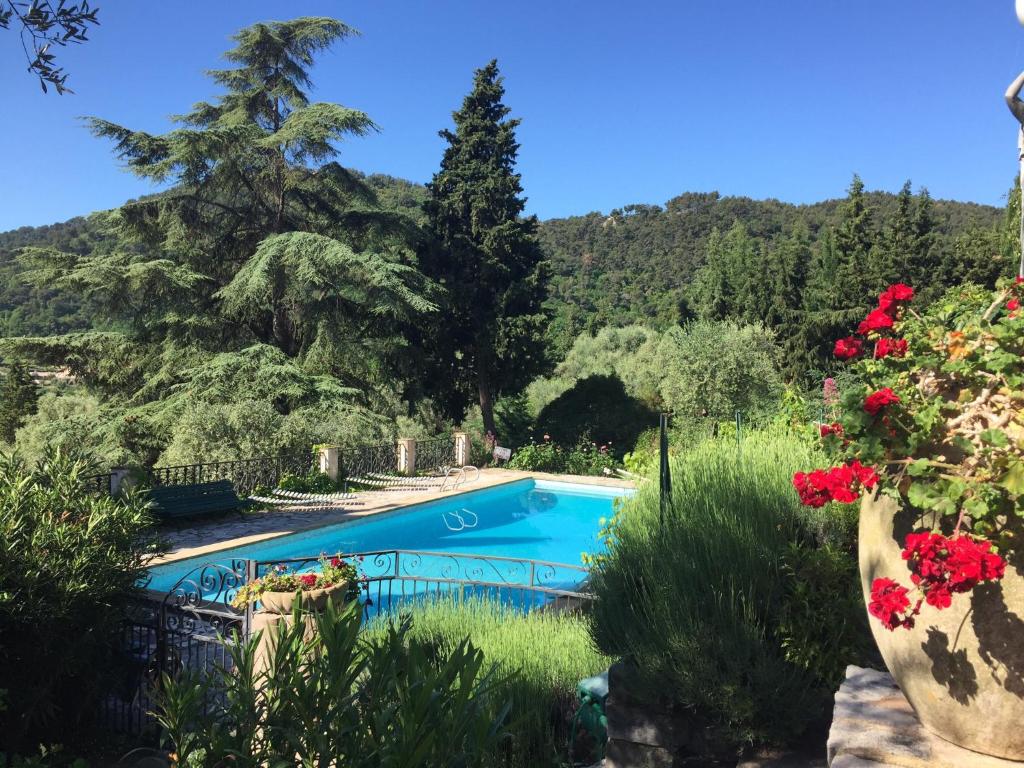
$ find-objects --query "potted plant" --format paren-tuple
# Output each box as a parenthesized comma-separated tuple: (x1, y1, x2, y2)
(793, 279, 1024, 759)
(232, 555, 362, 614)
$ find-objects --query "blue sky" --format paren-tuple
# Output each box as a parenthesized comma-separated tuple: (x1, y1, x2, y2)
(1, 1, 1023, 231)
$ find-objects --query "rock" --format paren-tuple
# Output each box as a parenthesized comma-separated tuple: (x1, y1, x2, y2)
(827, 666, 1024, 768)
(605, 738, 673, 768)
(605, 700, 689, 750)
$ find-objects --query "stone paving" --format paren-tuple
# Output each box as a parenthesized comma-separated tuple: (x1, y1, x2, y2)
(152, 469, 636, 565)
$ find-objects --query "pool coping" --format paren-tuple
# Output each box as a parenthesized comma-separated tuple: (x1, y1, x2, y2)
(147, 469, 637, 566)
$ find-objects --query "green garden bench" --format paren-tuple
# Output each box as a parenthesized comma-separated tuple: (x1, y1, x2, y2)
(147, 479, 251, 521)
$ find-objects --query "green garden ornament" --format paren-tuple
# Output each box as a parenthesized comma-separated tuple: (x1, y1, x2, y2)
(1008, 0, 1024, 278)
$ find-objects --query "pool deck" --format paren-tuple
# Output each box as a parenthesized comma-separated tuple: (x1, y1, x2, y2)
(150, 469, 637, 565)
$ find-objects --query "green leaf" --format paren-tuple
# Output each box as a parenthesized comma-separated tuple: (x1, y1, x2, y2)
(999, 460, 1024, 496)
(906, 459, 931, 477)
(980, 429, 1010, 448)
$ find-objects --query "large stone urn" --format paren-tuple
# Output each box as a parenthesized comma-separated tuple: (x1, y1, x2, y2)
(859, 492, 1024, 760)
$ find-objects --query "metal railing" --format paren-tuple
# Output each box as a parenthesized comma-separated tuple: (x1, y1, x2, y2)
(415, 435, 457, 473)
(83, 472, 113, 495)
(107, 550, 590, 734)
(147, 453, 312, 496)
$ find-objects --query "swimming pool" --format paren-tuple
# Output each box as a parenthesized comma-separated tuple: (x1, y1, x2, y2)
(147, 478, 633, 599)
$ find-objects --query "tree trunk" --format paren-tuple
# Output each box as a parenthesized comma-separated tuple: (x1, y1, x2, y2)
(477, 364, 496, 439)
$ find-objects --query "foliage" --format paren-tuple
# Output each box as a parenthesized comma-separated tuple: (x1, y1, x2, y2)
(419, 60, 549, 436)
(0, 451, 159, 752)
(231, 556, 360, 608)
(589, 431, 871, 753)
(0, 360, 38, 443)
(508, 436, 619, 476)
(652, 319, 783, 420)
(11, 389, 125, 467)
(0, 0, 99, 94)
(4, 18, 436, 468)
(794, 281, 1023, 630)
(155, 600, 512, 768)
(364, 595, 612, 767)
(533, 374, 656, 457)
(539, 179, 1011, 376)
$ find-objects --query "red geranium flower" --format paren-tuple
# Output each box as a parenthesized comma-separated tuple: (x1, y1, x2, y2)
(883, 283, 914, 302)
(1008, 298, 1020, 313)
(299, 573, 318, 588)
(874, 337, 908, 359)
(833, 336, 863, 360)
(863, 387, 900, 416)
(857, 309, 895, 336)
(868, 578, 912, 631)
(819, 422, 843, 438)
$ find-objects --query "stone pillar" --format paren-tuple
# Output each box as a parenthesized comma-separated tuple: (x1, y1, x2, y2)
(318, 445, 340, 482)
(110, 467, 132, 496)
(453, 432, 471, 467)
(397, 438, 416, 476)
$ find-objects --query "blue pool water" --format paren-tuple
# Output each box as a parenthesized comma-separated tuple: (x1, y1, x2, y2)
(147, 479, 632, 596)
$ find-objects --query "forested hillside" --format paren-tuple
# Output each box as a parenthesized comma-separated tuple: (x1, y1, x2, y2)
(3, 178, 1009, 349)
(539, 181, 1013, 371)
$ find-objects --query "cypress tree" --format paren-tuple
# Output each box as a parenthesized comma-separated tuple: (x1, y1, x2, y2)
(421, 61, 548, 437)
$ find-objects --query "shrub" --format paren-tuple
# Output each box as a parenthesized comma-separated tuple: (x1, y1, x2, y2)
(0, 451, 159, 752)
(533, 374, 656, 458)
(364, 596, 612, 767)
(156, 600, 512, 768)
(589, 431, 871, 755)
(508, 437, 619, 476)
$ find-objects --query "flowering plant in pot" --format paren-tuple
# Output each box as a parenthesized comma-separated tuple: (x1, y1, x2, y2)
(791, 279, 1024, 758)
(232, 555, 362, 614)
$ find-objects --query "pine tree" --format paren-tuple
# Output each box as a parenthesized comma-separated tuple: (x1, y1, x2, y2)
(9, 18, 437, 462)
(881, 180, 915, 284)
(421, 61, 548, 437)
(0, 359, 38, 443)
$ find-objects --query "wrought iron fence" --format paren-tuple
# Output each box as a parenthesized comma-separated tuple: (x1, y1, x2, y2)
(257, 550, 592, 620)
(83, 472, 113, 495)
(415, 435, 457, 473)
(104, 560, 250, 735)
(106, 550, 589, 734)
(338, 441, 401, 487)
(147, 453, 312, 496)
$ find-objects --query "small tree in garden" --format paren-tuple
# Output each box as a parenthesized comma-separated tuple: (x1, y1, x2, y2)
(793, 279, 1023, 630)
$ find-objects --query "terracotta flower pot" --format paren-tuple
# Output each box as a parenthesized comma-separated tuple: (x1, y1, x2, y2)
(859, 492, 1024, 760)
(259, 581, 351, 614)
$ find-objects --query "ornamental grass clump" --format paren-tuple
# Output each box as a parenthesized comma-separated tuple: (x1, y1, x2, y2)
(589, 431, 871, 754)
(364, 595, 612, 767)
(793, 280, 1023, 631)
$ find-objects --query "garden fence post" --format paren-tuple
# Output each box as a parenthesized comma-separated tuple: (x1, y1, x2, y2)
(397, 438, 417, 476)
(735, 411, 742, 446)
(453, 432, 470, 467)
(318, 445, 341, 482)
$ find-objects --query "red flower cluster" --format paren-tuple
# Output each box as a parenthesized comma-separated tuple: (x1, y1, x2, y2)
(834, 284, 914, 360)
(299, 573, 318, 588)
(833, 336, 863, 360)
(857, 309, 894, 335)
(873, 338, 907, 359)
(819, 422, 843, 438)
(863, 387, 899, 416)
(904, 532, 1006, 609)
(868, 578, 913, 631)
(869, 533, 1008, 632)
(792, 460, 879, 507)
(1008, 298, 1020, 317)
